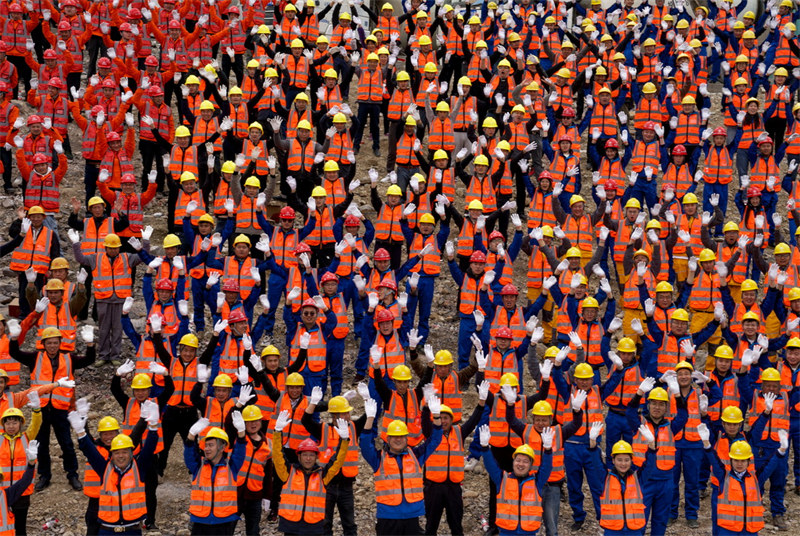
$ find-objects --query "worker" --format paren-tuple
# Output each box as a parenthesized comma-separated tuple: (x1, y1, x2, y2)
(0, 393, 41, 534)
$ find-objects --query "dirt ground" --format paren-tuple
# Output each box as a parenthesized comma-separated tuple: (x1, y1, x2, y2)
(6, 82, 795, 535)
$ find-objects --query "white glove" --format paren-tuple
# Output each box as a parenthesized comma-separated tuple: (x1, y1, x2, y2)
(779, 429, 790, 453)
(764, 392, 776, 412)
(196, 364, 210, 384)
(189, 418, 210, 437)
(364, 398, 378, 419)
(541, 427, 555, 449)
(638, 423, 655, 444)
(231, 411, 245, 434)
(589, 421, 604, 440)
(34, 297, 49, 314)
(697, 422, 710, 443)
(300, 332, 312, 349)
(213, 318, 229, 334)
(571, 389, 587, 411)
(501, 384, 517, 404)
(479, 424, 491, 447)
(80, 325, 94, 344)
(68, 411, 87, 433)
(238, 384, 255, 405)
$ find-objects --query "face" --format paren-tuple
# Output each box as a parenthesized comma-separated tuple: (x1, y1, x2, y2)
(787, 348, 800, 366)
(394, 379, 409, 395)
(112, 447, 133, 468)
(571, 201, 585, 217)
(575, 377, 592, 391)
(496, 337, 511, 350)
(302, 307, 318, 326)
(613, 453, 632, 473)
(649, 400, 667, 419)
(34, 163, 48, 175)
(322, 280, 338, 296)
(761, 380, 780, 395)
(133, 387, 150, 402)
(2, 416, 20, 436)
(234, 243, 250, 258)
(44, 337, 61, 354)
(198, 222, 213, 236)
(582, 306, 598, 322)
(440, 413, 453, 430)
(741, 290, 756, 305)
(619, 351, 635, 366)
(434, 364, 451, 379)
(470, 262, 485, 276)
(742, 320, 759, 337)
(299, 450, 317, 469)
(643, 129, 655, 142)
(723, 421, 741, 436)
(214, 386, 231, 402)
(297, 128, 310, 142)
(419, 222, 434, 235)
(99, 430, 117, 446)
(731, 458, 750, 472)
(47, 289, 63, 305)
(230, 320, 248, 337)
(157, 289, 172, 302)
(180, 345, 197, 363)
(776, 252, 791, 268)
(676, 369, 692, 387)
(716, 357, 732, 374)
(287, 385, 304, 399)
(388, 434, 407, 453)
(203, 438, 226, 460)
(512, 454, 533, 476)
(121, 182, 135, 195)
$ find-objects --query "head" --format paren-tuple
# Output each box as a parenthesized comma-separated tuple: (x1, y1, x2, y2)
(1, 414, 21, 436)
(203, 436, 227, 462)
(613, 452, 632, 473)
(301, 305, 319, 328)
(512, 451, 533, 477)
(111, 444, 133, 469)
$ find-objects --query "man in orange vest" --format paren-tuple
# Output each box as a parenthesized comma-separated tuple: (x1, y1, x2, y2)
(10, 206, 60, 316)
(77, 415, 124, 536)
(272, 409, 349, 535)
(360, 394, 443, 536)
(71, 408, 160, 535)
(353, 52, 383, 157)
(185, 423, 247, 535)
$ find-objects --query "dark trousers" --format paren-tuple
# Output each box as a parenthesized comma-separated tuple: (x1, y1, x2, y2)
(385, 121, 402, 171)
(86, 496, 100, 536)
(139, 140, 166, 192)
(159, 406, 196, 475)
(144, 455, 159, 525)
(0, 146, 12, 189)
(238, 496, 262, 536)
(424, 480, 463, 536)
(12, 495, 29, 535)
(354, 102, 381, 151)
(85, 35, 106, 78)
(311, 245, 335, 270)
(7, 55, 30, 96)
(36, 405, 79, 480)
(376, 517, 421, 536)
(85, 160, 100, 203)
(221, 53, 244, 86)
(191, 521, 235, 535)
(17, 271, 45, 317)
(374, 239, 404, 270)
(324, 479, 356, 536)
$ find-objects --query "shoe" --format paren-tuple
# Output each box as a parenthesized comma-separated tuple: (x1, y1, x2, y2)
(464, 457, 479, 472)
(267, 509, 278, 522)
(353, 374, 365, 384)
(687, 519, 699, 528)
(569, 520, 583, 531)
(699, 487, 708, 499)
(68, 476, 83, 491)
(667, 517, 678, 526)
(774, 515, 788, 531)
(374, 148, 381, 157)
(34, 477, 50, 492)
(144, 522, 158, 530)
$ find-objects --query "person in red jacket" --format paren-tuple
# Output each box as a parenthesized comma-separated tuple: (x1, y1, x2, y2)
(16, 147, 67, 222)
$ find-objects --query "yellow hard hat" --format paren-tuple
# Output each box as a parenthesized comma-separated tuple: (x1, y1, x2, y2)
(511, 104, 526, 114)
(541, 226, 554, 238)
(671, 308, 689, 322)
(396, 70, 411, 82)
(513, 444, 536, 459)
(531, 400, 553, 416)
(85, 195, 107, 209)
(243, 176, 261, 189)
(574, 363, 594, 379)
(424, 62, 438, 74)
(566, 247, 582, 258)
(787, 337, 800, 349)
(296, 119, 312, 131)
(617, 337, 636, 353)
(391, 365, 412, 381)
(642, 38, 656, 47)
(433, 350, 454, 366)
(646, 219, 662, 230)
(418, 35, 432, 46)
(386, 185, 403, 196)
(458, 76, 472, 87)
(405, 116, 416, 126)
(328, 396, 353, 413)
(569, 195, 585, 206)
(648, 387, 669, 402)
(681, 95, 696, 105)
(468, 15, 481, 24)
(366, 52, 380, 62)
(741, 311, 760, 323)
(438, 404, 453, 416)
(595, 66, 608, 76)
(311, 186, 327, 197)
(174, 125, 192, 139)
(721, 406, 744, 424)
(180, 171, 197, 183)
(743, 30, 756, 39)
(205, 427, 229, 444)
(381, 2, 393, 10)
(656, 281, 673, 293)
(675, 360, 693, 372)
(774, 243, 792, 255)
(163, 234, 182, 249)
(49, 258, 69, 272)
(419, 213, 435, 225)
(179, 333, 199, 348)
(261, 345, 280, 357)
(104, 234, 122, 248)
(788, 287, 800, 301)
(676, 19, 689, 29)
(474, 155, 489, 167)
(333, 113, 347, 124)
(497, 140, 511, 152)
(131, 373, 153, 389)
(761, 367, 781, 382)
(1, 408, 23, 423)
(44, 278, 65, 291)
(740, 279, 758, 292)
(544, 346, 559, 359)
(482, 116, 498, 129)
(242, 405, 263, 421)
(775, 67, 789, 77)
(499, 372, 519, 387)
(233, 234, 251, 246)
(110, 434, 134, 451)
(582, 297, 599, 308)
(286, 372, 306, 387)
(97, 416, 120, 432)
(467, 199, 485, 211)
(246, 59, 260, 68)
(212, 374, 233, 388)
(715, 345, 734, 360)
(198, 213, 214, 225)
(199, 100, 215, 111)
(682, 193, 698, 204)
(435, 101, 450, 113)
(698, 248, 716, 262)
(498, 59, 511, 69)
(624, 198, 641, 210)
(248, 122, 263, 133)
(475, 40, 487, 50)
(556, 68, 571, 78)
(387, 419, 409, 436)
(185, 75, 200, 85)
(729, 441, 753, 460)
(221, 161, 236, 174)
(642, 82, 657, 94)
(633, 249, 650, 261)
(40, 327, 62, 340)
(722, 221, 740, 233)
(611, 440, 633, 455)
(290, 38, 305, 49)
(265, 68, 278, 78)
(324, 160, 340, 172)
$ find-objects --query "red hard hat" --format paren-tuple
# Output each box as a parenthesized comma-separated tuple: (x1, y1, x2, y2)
(48, 77, 63, 89)
(101, 78, 116, 89)
(604, 179, 617, 191)
(43, 49, 58, 59)
(500, 284, 519, 296)
(221, 278, 240, 292)
(145, 55, 159, 67)
(61, 0, 78, 6)
(375, 309, 394, 323)
(712, 127, 726, 137)
(106, 131, 121, 142)
(0, 82, 9, 93)
(373, 248, 391, 261)
(469, 250, 487, 263)
(168, 20, 181, 29)
(605, 138, 619, 149)
(8, 4, 22, 13)
(561, 107, 576, 118)
(57, 20, 71, 31)
(155, 278, 174, 290)
(301, 297, 318, 309)
(120, 173, 137, 184)
(226, 5, 240, 14)
(296, 438, 319, 453)
(746, 186, 762, 198)
(119, 22, 133, 32)
(91, 104, 105, 116)
(127, 7, 142, 18)
(671, 144, 687, 156)
(0, 41, 9, 53)
(97, 57, 112, 68)
(27, 115, 42, 125)
(377, 278, 397, 292)
(279, 206, 296, 219)
(642, 121, 657, 131)
(32, 153, 49, 165)
(558, 134, 573, 143)
(488, 230, 504, 242)
(147, 85, 164, 97)
(538, 170, 552, 180)
(496, 326, 513, 339)
(295, 242, 311, 254)
(758, 135, 773, 146)
(320, 272, 338, 283)
(661, 182, 675, 191)
(228, 309, 248, 323)
(344, 215, 360, 227)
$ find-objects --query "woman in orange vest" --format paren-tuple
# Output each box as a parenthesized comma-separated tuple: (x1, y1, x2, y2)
(272, 410, 349, 535)
(72, 408, 160, 535)
(0, 393, 40, 533)
(184, 422, 247, 535)
(78, 415, 124, 536)
(477, 422, 553, 535)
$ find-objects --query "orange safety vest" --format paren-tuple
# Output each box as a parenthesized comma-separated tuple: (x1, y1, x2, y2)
(92, 253, 133, 300)
(496, 471, 543, 532)
(278, 466, 326, 523)
(748, 390, 790, 442)
(424, 426, 464, 483)
(83, 442, 110, 499)
(671, 387, 702, 441)
(289, 324, 327, 372)
(236, 436, 270, 492)
(489, 397, 526, 448)
(37, 301, 76, 352)
(381, 390, 422, 446)
(319, 421, 359, 478)
(275, 393, 310, 449)
(9, 227, 53, 274)
(0, 434, 33, 496)
(599, 472, 647, 531)
(716, 471, 765, 533)
(688, 270, 721, 312)
(374, 450, 424, 505)
(522, 424, 565, 482)
(703, 145, 734, 184)
(31, 351, 73, 409)
(98, 460, 147, 524)
(633, 419, 676, 470)
(189, 462, 238, 518)
(168, 358, 197, 407)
